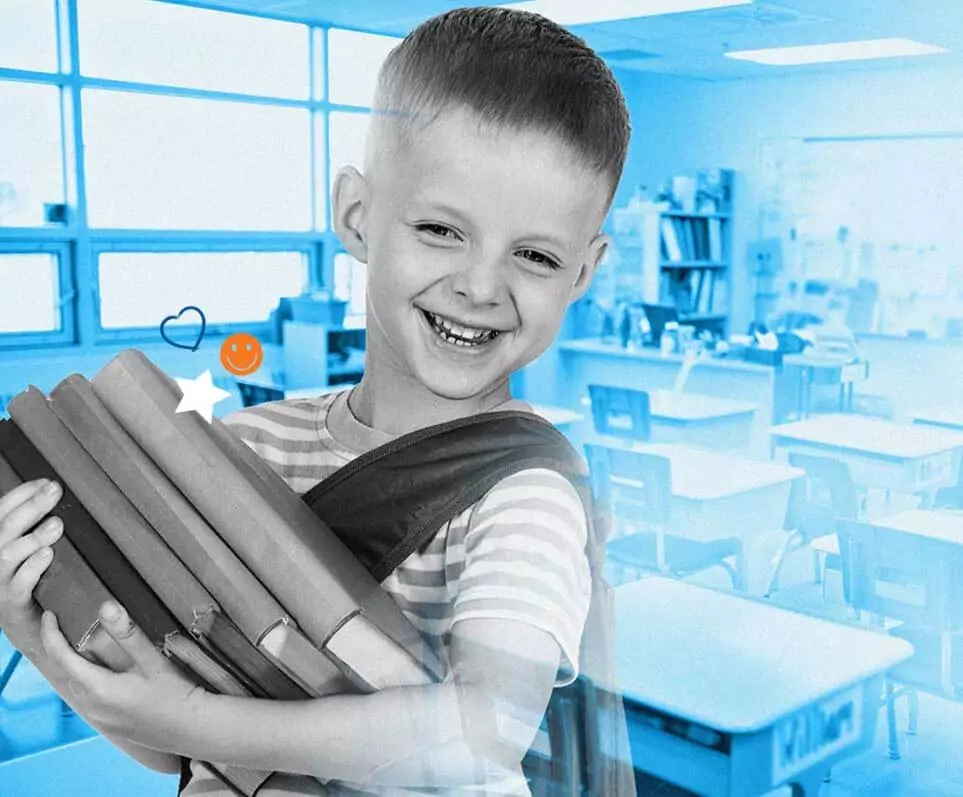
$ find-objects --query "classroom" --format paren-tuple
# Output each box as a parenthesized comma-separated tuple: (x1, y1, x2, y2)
(2, 1, 962, 795)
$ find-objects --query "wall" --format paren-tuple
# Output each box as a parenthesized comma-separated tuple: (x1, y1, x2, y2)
(613, 61, 963, 335)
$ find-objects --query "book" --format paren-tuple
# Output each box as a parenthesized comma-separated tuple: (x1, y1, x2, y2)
(661, 217, 682, 262)
(0, 451, 133, 669)
(0, 422, 276, 796)
(0, 418, 185, 646)
(12, 386, 220, 639)
(92, 350, 443, 692)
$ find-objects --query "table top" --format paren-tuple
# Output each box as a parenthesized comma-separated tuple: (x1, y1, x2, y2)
(629, 442, 803, 500)
(648, 390, 759, 422)
(874, 509, 963, 546)
(614, 577, 914, 733)
(913, 407, 963, 432)
(770, 414, 963, 460)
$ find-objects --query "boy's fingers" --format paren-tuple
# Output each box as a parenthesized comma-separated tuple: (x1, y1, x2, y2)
(0, 480, 62, 548)
(98, 602, 165, 676)
(41, 610, 106, 699)
(6, 546, 56, 605)
(0, 518, 63, 583)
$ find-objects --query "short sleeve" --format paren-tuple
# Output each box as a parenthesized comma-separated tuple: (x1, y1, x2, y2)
(452, 468, 592, 686)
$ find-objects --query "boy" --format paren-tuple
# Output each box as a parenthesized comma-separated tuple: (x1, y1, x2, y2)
(0, 6, 631, 795)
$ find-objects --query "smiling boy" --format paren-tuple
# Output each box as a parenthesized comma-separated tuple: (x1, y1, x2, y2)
(0, 6, 632, 796)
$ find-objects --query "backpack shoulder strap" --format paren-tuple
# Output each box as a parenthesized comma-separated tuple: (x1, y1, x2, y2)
(302, 410, 637, 796)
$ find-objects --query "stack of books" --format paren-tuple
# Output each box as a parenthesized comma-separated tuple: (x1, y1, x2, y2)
(0, 349, 444, 795)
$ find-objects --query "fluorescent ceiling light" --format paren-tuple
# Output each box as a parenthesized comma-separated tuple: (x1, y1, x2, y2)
(725, 38, 947, 66)
(503, 0, 752, 26)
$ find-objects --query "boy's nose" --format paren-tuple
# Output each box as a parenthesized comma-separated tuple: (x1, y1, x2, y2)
(450, 255, 508, 307)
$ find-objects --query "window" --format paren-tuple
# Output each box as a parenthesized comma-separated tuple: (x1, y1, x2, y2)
(83, 90, 312, 230)
(0, 252, 63, 333)
(0, 81, 65, 227)
(328, 112, 371, 196)
(327, 29, 401, 107)
(0, 0, 58, 73)
(77, 0, 309, 99)
(334, 252, 367, 323)
(97, 250, 309, 330)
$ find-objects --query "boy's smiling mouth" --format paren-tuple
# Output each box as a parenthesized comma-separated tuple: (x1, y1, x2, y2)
(420, 309, 503, 348)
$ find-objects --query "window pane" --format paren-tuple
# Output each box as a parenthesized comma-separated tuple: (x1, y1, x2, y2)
(0, 253, 61, 333)
(333, 252, 367, 320)
(78, 0, 309, 98)
(328, 29, 401, 107)
(83, 90, 312, 230)
(329, 112, 371, 197)
(0, 81, 64, 227)
(0, 0, 58, 73)
(98, 251, 308, 329)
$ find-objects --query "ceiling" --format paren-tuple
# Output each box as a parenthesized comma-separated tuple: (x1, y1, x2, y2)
(161, 0, 963, 81)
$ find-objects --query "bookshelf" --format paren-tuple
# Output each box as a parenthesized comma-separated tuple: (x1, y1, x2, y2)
(611, 169, 734, 337)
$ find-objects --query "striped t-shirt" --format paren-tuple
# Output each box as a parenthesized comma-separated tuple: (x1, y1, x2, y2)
(183, 389, 591, 797)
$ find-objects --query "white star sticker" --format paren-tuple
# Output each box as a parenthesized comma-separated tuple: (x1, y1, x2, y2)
(174, 370, 232, 423)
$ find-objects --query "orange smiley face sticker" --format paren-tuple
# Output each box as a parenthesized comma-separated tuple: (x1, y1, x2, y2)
(220, 333, 264, 376)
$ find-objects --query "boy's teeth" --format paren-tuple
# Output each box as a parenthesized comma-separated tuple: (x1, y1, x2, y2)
(428, 312, 496, 343)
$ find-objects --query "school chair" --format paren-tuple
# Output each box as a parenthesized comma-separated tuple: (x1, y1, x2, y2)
(764, 453, 860, 599)
(236, 380, 284, 408)
(585, 443, 743, 590)
(835, 518, 963, 760)
(587, 385, 651, 442)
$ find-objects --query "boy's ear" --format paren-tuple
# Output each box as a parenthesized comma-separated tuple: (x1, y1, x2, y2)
(332, 165, 370, 262)
(569, 233, 610, 304)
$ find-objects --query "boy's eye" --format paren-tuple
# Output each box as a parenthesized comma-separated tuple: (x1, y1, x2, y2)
(516, 249, 562, 271)
(416, 223, 462, 241)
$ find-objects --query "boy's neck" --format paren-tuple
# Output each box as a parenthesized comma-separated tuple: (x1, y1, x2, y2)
(346, 371, 521, 438)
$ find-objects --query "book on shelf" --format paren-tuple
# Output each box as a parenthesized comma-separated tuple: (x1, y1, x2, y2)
(708, 218, 723, 262)
(660, 217, 683, 262)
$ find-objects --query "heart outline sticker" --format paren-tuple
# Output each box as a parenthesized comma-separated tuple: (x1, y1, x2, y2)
(160, 305, 207, 352)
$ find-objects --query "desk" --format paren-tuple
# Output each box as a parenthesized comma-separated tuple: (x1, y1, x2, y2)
(648, 391, 758, 451)
(855, 509, 963, 697)
(781, 355, 869, 420)
(611, 443, 803, 593)
(613, 577, 914, 796)
(770, 415, 963, 496)
(875, 508, 963, 546)
(551, 339, 776, 457)
(913, 407, 963, 434)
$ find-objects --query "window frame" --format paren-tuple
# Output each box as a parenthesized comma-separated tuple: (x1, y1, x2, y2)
(0, 2, 398, 353)
(0, 241, 76, 349)
(88, 236, 323, 344)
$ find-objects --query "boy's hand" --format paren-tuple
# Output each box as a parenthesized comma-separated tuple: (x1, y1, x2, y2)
(0, 478, 65, 658)
(40, 600, 207, 753)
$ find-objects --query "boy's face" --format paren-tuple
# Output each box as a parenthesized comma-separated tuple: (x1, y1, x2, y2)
(334, 106, 612, 403)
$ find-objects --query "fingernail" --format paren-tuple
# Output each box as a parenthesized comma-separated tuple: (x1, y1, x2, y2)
(45, 517, 63, 536)
(102, 602, 121, 621)
(43, 481, 61, 497)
